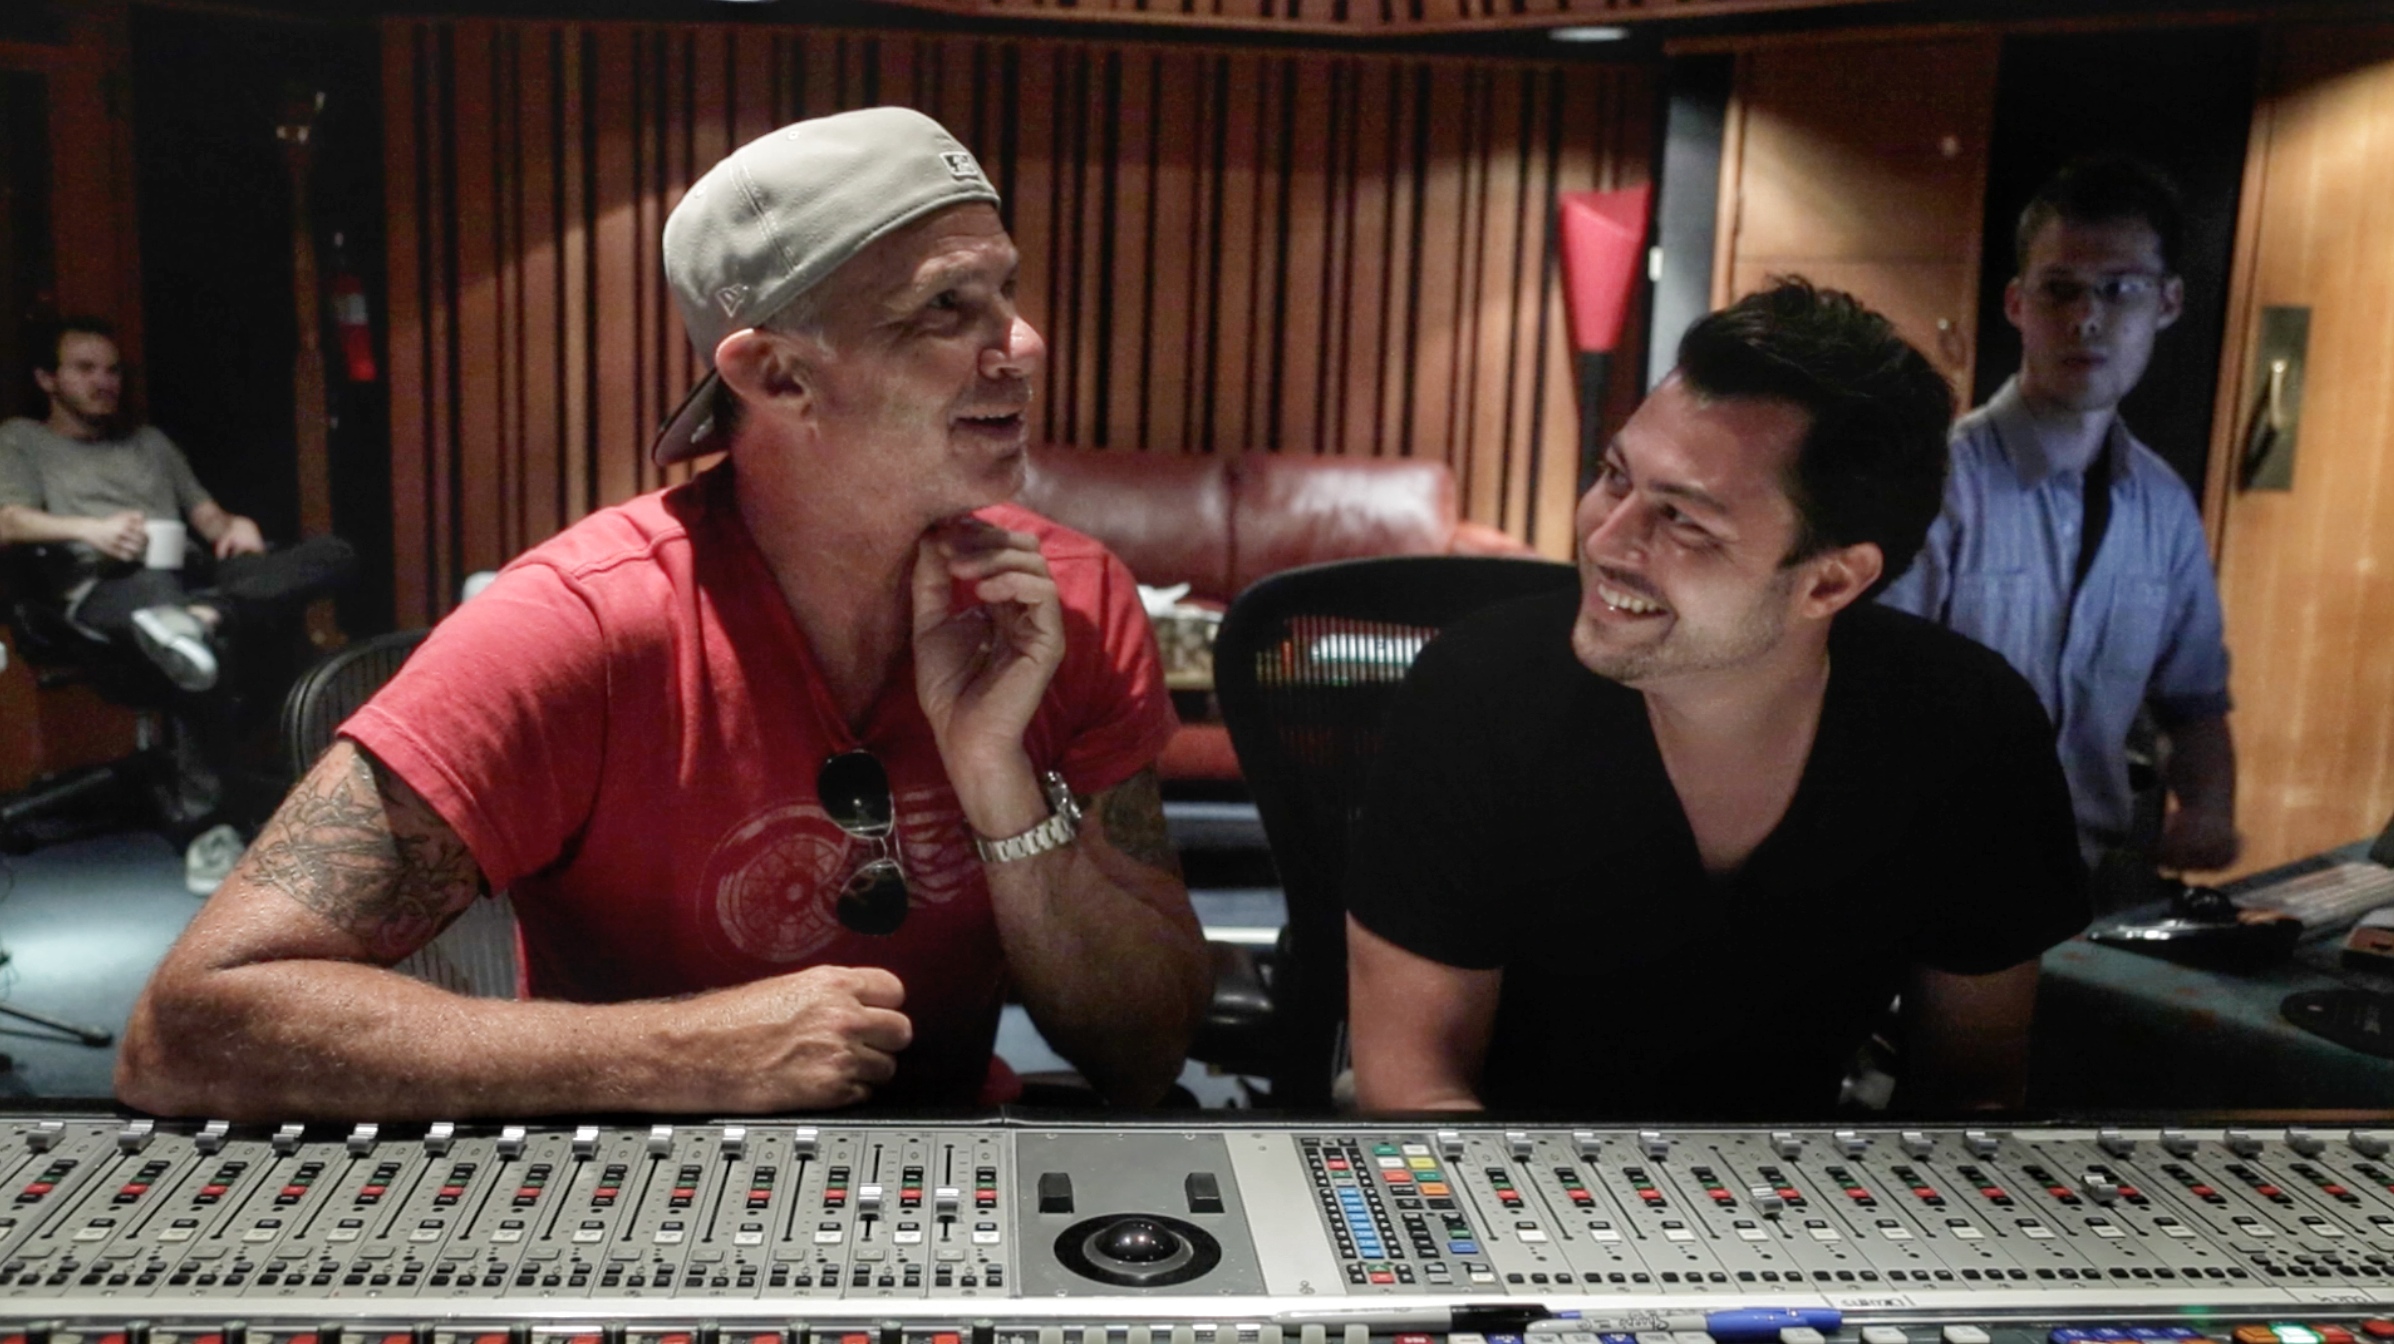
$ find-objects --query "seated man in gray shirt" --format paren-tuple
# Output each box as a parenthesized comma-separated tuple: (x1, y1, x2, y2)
(0, 316, 354, 692)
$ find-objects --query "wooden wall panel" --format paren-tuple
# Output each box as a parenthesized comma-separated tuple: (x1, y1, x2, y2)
(1716, 36, 1996, 394)
(2205, 24, 2394, 875)
(381, 20, 1655, 624)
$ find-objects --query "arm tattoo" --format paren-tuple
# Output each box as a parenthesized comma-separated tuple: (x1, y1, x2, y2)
(243, 742, 489, 963)
(1092, 767, 1182, 878)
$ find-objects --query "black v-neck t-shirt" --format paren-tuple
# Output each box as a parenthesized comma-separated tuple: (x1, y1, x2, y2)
(1346, 592, 2087, 1118)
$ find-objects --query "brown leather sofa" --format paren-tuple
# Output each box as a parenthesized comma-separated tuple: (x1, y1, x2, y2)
(1015, 444, 1540, 780)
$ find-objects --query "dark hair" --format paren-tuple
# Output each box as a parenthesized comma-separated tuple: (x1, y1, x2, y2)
(1675, 277, 1953, 600)
(2015, 156, 2184, 277)
(30, 315, 117, 374)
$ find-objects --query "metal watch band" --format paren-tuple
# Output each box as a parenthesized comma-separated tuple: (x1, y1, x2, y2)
(972, 771, 1081, 864)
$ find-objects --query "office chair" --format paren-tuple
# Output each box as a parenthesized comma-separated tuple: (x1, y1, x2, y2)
(1212, 554, 1577, 1108)
(282, 628, 521, 999)
(0, 546, 181, 852)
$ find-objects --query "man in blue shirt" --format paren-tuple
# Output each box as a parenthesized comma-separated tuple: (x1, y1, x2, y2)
(1883, 159, 2237, 883)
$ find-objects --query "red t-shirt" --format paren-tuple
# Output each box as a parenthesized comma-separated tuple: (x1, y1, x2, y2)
(344, 466, 1177, 1105)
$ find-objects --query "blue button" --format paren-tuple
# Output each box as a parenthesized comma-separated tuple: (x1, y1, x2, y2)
(1449, 1241, 1480, 1254)
(2050, 1332, 2089, 1344)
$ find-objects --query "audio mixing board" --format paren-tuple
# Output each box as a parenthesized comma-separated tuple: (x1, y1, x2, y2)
(0, 1117, 2387, 1344)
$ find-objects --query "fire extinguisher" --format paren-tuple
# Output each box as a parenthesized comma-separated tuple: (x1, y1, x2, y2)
(330, 231, 377, 383)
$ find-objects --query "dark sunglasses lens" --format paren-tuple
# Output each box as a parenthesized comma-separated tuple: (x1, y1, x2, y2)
(818, 751, 894, 833)
(836, 859, 910, 936)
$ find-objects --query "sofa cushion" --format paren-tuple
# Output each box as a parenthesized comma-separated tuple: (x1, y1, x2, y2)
(1227, 454, 1458, 596)
(1018, 446, 1235, 599)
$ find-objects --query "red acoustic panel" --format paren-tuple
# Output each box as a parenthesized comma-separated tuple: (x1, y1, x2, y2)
(1558, 183, 1653, 356)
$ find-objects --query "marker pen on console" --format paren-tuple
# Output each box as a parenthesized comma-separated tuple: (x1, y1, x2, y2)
(1528, 1309, 1846, 1340)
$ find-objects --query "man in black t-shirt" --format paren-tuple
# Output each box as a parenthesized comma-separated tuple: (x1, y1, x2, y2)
(1347, 279, 2088, 1117)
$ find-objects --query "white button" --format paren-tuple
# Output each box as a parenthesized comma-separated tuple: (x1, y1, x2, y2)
(1780, 1331, 1825, 1344)
(1863, 1330, 1910, 1344)
(1943, 1330, 1992, 1344)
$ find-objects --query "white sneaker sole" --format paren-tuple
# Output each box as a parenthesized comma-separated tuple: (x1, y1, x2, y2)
(130, 607, 219, 692)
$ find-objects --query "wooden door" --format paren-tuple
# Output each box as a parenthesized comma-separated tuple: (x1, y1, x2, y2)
(1716, 35, 2000, 397)
(2205, 24, 2394, 875)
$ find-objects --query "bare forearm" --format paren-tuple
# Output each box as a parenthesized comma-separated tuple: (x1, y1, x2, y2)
(119, 961, 724, 1121)
(2166, 715, 2236, 813)
(0, 504, 90, 547)
(186, 500, 229, 544)
(989, 852, 1208, 1104)
(1900, 961, 2038, 1112)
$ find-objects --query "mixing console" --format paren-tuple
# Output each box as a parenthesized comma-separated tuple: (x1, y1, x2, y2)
(0, 1117, 2388, 1344)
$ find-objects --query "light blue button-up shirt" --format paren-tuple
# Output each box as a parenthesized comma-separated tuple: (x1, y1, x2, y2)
(1881, 377, 2232, 861)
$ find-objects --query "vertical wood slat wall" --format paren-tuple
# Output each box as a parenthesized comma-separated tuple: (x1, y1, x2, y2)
(382, 19, 1654, 626)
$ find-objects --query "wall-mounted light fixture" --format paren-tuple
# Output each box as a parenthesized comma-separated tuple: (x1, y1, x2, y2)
(1550, 25, 1631, 42)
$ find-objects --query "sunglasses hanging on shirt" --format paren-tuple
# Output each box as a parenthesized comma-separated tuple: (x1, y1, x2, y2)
(818, 749, 912, 936)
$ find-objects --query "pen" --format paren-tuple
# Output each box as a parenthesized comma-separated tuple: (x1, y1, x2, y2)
(1528, 1309, 1844, 1340)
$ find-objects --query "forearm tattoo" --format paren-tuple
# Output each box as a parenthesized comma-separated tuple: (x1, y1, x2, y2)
(243, 743, 488, 963)
(1093, 767, 1182, 878)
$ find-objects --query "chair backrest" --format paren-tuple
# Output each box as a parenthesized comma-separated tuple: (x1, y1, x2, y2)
(279, 627, 523, 1000)
(281, 628, 431, 780)
(1213, 554, 1578, 1107)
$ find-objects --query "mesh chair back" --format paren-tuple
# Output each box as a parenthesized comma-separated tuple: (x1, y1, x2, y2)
(280, 627, 520, 999)
(1214, 554, 1577, 1107)
(281, 629, 431, 779)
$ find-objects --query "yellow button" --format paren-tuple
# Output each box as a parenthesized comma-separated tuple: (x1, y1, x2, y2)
(2234, 1328, 2281, 1344)
(1409, 1157, 1438, 1170)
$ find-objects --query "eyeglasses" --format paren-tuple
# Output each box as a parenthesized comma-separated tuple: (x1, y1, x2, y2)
(2027, 272, 2168, 311)
(818, 749, 911, 936)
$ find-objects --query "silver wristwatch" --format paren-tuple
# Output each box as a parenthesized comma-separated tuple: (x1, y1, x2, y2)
(972, 771, 1082, 864)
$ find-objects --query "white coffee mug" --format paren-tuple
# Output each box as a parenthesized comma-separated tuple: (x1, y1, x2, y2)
(143, 519, 188, 570)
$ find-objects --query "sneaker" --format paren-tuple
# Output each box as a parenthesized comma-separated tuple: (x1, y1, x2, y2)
(130, 604, 219, 691)
(184, 823, 246, 897)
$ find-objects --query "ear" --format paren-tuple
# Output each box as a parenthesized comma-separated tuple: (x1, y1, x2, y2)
(1795, 541, 1883, 621)
(2156, 274, 2186, 332)
(712, 328, 814, 421)
(2002, 276, 2026, 333)
(31, 368, 55, 398)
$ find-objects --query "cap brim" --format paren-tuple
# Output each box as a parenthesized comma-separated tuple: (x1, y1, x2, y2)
(651, 370, 724, 467)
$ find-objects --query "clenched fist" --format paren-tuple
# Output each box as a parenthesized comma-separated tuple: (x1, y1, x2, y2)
(665, 964, 913, 1111)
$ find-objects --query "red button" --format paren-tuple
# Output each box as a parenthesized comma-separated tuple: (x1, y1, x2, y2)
(934, 1334, 960, 1344)
(383, 1334, 415, 1344)
(288, 1334, 320, 1344)
(659, 1333, 693, 1344)
(2359, 1323, 2394, 1340)
(282, 1185, 309, 1198)
(2317, 1328, 2354, 1344)
(1368, 1270, 1395, 1283)
(475, 1333, 509, 1344)
(1397, 1335, 1435, 1344)
(23, 1183, 52, 1196)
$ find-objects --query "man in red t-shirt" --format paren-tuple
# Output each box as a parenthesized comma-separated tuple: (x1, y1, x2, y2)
(118, 108, 1211, 1119)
